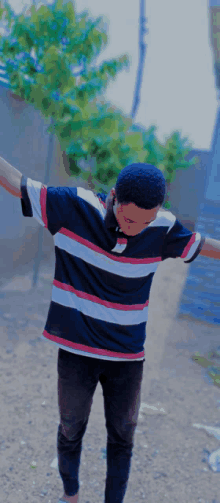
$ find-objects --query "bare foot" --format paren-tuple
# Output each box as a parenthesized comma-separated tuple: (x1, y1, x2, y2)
(60, 492, 79, 503)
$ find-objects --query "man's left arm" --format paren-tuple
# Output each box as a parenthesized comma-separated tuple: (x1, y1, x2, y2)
(199, 237, 220, 260)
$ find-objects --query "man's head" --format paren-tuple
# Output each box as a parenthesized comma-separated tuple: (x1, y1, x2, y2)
(110, 163, 166, 236)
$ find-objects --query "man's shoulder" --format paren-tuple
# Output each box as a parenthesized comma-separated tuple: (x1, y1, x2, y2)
(153, 208, 176, 230)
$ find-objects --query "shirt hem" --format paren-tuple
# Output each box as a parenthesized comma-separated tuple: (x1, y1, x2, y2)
(40, 334, 145, 362)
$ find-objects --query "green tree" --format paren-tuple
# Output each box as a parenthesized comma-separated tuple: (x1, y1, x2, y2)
(142, 125, 164, 166)
(0, 0, 198, 202)
(0, 0, 130, 178)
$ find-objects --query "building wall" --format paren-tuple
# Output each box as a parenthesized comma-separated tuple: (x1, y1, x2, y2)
(167, 149, 210, 232)
(0, 88, 80, 279)
(205, 107, 220, 201)
(176, 107, 220, 326)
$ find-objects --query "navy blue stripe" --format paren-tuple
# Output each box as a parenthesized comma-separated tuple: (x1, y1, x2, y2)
(46, 186, 77, 235)
(162, 219, 194, 260)
(20, 175, 33, 217)
(54, 248, 154, 305)
(45, 301, 146, 354)
(125, 227, 166, 258)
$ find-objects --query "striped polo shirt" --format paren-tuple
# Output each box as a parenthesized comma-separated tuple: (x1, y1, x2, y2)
(20, 176, 205, 362)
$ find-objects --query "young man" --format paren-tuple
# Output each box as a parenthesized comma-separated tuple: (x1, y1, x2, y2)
(0, 157, 219, 503)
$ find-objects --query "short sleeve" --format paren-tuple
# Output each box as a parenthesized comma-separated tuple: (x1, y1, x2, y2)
(162, 218, 206, 263)
(20, 175, 78, 235)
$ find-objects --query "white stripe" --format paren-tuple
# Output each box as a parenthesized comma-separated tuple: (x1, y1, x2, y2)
(77, 187, 106, 218)
(150, 210, 176, 232)
(52, 284, 148, 325)
(26, 178, 44, 226)
(41, 336, 144, 361)
(111, 243, 127, 253)
(183, 233, 202, 262)
(54, 232, 160, 278)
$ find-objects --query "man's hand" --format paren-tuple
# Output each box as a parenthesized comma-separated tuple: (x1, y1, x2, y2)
(200, 237, 220, 260)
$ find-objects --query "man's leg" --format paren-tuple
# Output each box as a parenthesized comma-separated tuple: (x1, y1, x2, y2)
(100, 358, 145, 503)
(57, 349, 100, 501)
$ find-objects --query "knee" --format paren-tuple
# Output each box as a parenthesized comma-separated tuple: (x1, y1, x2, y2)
(59, 418, 87, 442)
(107, 419, 137, 447)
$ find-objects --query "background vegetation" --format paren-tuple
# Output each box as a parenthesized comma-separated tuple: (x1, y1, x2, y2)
(0, 0, 198, 207)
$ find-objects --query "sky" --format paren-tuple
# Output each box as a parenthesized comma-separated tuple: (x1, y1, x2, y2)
(5, 0, 218, 150)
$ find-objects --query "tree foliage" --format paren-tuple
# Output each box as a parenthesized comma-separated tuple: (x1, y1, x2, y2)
(0, 0, 198, 202)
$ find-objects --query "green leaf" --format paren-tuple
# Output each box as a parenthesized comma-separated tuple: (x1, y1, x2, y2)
(64, 1, 76, 23)
(54, 0, 64, 12)
(164, 201, 171, 209)
(0, 6, 5, 21)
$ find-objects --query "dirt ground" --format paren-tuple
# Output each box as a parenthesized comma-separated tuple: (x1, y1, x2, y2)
(0, 253, 220, 503)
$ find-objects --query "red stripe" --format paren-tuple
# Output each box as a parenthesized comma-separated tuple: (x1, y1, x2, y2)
(117, 238, 127, 245)
(98, 197, 106, 209)
(53, 279, 149, 310)
(59, 227, 161, 265)
(42, 330, 145, 359)
(181, 233, 197, 259)
(40, 185, 48, 228)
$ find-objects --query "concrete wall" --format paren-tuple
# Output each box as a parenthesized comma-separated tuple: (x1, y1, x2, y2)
(0, 88, 80, 279)
(205, 107, 220, 201)
(167, 149, 210, 232)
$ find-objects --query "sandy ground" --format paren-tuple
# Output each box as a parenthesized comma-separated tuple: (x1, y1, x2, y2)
(0, 254, 220, 503)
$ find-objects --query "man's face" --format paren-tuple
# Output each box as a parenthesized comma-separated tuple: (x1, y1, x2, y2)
(110, 188, 161, 236)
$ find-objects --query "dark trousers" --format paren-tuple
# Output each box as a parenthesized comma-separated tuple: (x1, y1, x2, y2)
(57, 348, 145, 503)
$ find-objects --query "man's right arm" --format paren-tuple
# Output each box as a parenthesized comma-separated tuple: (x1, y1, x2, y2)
(0, 155, 22, 198)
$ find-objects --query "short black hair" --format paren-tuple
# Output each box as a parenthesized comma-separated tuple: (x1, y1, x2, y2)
(115, 163, 166, 209)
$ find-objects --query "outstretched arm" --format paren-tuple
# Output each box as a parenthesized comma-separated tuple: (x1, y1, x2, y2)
(200, 237, 220, 260)
(0, 155, 23, 198)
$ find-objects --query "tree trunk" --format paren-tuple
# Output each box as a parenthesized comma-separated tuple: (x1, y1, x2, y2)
(131, 0, 148, 120)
